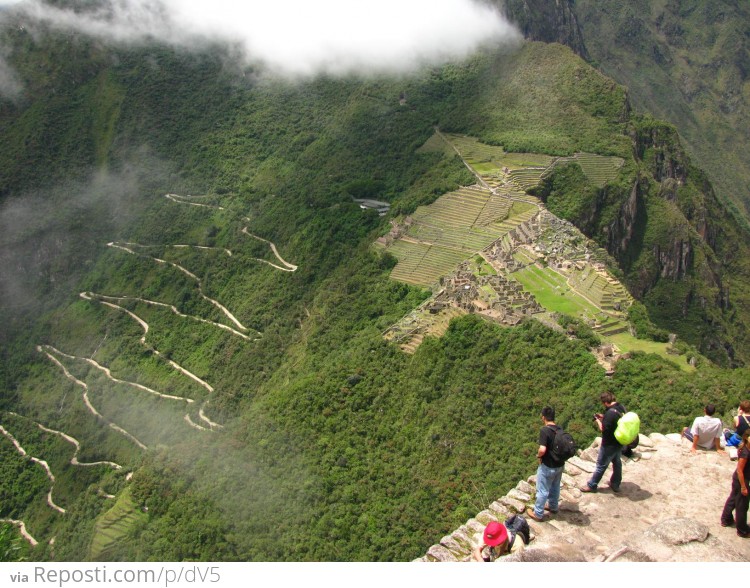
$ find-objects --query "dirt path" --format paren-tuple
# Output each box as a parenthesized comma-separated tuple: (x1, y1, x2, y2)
(40, 345, 194, 403)
(435, 128, 493, 192)
(85, 290, 258, 341)
(165, 194, 225, 210)
(38, 346, 148, 451)
(0, 519, 38, 547)
(198, 401, 223, 430)
(0, 424, 66, 514)
(107, 242, 250, 332)
(163, 192, 298, 272)
(6, 411, 122, 470)
(240, 228, 299, 272)
(80, 292, 215, 394)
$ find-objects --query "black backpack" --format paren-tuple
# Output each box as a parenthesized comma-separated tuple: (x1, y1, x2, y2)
(550, 425, 577, 462)
(504, 514, 530, 548)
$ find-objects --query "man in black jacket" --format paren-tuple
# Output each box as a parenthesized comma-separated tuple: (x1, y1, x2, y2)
(581, 392, 626, 493)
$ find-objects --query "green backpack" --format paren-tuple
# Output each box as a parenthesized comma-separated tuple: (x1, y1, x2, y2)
(614, 411, 640, 445)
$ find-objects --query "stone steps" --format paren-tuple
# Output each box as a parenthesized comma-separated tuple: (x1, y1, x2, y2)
(419, 432, 665, 562)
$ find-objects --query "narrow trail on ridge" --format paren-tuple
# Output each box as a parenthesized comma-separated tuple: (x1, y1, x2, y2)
(0, 519, 39, 547)
(107, 242, 249, 332)
(38, 345, 148, 451)
(6, 410, 122, 470)
(0, 424, 67, 514)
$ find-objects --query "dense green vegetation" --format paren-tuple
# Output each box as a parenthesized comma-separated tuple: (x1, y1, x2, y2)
(574, 0, 750, 225)
(2, 9, 750, 561)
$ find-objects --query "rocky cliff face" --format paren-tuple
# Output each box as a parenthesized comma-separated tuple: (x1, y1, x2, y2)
(498, 0, 589, 59)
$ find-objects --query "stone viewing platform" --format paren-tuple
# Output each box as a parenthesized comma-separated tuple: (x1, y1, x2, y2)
(417, 433, 750, 562)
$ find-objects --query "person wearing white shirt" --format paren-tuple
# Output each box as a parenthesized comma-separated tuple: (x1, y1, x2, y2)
(682, 404, 724, 453)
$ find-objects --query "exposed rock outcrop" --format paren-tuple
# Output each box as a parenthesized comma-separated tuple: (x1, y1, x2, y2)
(418, 432, 750, 562)
(499, 0, 589, 59)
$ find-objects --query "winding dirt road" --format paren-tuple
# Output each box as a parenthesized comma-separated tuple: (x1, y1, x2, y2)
(0, 424, 66, 514)
(38, 346, 148, 451)
(240, 227, 298, 272)
(107, 242, 250, 332)
(0, 519, 38, 546)
(6, 411, 123, 470)
(165, 194, 225, 210)
(80, 292, 215, 395)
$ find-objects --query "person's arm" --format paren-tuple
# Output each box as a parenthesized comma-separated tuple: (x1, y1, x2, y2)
(537, 445, 547, 461)
(691, 434, 700, 453)
(738, 457, 748, 497)
(472, 545, 485, 562)
(713, 436, 725, 453)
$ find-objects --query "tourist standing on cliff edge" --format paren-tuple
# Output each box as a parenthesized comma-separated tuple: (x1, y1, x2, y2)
(527, 406, 565, 522)
(721, 429, 750, 538)
(581, 392, 626, 493)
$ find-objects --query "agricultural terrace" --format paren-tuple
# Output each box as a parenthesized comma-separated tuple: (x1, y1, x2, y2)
(436, 133, 625, 191)
(89, 488, 147, 560)
(383, 186, 539, 287)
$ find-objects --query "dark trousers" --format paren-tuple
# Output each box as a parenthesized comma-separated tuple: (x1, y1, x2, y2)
(721, 474, 750, 534)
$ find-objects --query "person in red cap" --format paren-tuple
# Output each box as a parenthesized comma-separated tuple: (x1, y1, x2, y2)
(471, 520, 526, 561)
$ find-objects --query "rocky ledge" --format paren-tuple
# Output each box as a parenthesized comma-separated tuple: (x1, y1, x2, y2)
(417, 433, 749, 562)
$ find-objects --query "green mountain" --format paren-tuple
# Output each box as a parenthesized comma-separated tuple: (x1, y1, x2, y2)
(2, 2, 750, 561)
(573, 0, 750, 224)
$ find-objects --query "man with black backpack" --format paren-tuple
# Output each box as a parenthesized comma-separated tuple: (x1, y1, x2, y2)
(527, 406, 575, 522)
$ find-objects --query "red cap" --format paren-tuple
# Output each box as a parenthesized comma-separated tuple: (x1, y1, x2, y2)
(483, 521, 508, 547)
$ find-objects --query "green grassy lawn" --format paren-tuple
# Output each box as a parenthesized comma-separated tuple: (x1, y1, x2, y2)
(511, 265, 602, 318)
(606, 332, 694, 372)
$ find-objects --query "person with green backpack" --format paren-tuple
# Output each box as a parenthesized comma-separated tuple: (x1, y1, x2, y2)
(581, 391, 628, 493)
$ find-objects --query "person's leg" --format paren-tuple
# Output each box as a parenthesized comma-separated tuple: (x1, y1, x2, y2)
(736, 485, 750, 535)
(721, 477, 739, 526)
(682, 428, 693, 441)
(533, 464, 552, 518)
(546, 466, 563, 512)
(609, 448, 623, 490)
(586, 444, 616, 490)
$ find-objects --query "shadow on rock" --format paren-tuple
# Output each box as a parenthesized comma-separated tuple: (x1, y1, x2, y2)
(612, 481, 653, 502)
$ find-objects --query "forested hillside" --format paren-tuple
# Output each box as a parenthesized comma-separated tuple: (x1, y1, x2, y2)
(2, 2, 750, 562)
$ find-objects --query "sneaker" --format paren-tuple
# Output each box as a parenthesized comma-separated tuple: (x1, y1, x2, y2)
(737, 530, 750, 538)
(526, 507, 546, 522)
(721, 519, 734, 528)
(579, 484, 597, 493)
(610, 485, 621, 493)
(544, 505, 559, 514)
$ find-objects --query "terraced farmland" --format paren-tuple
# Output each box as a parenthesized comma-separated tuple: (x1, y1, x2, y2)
(554, 153, 625, 187)
(567, 265, 632, 312)
(442, 134, 506, 162)
(385, 185, 541, 286)
(89, 488, 147, 560)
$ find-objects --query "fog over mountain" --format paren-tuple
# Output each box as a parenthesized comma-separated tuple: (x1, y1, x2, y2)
(5, 0, 520, 76)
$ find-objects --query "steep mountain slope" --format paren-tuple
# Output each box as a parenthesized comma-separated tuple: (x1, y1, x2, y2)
(2, 6, 750, 562)
(573, 0, 750, 223)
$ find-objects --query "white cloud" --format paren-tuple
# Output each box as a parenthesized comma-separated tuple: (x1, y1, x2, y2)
(11, 0, 520, 76)
(0, 52, 22, 99)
